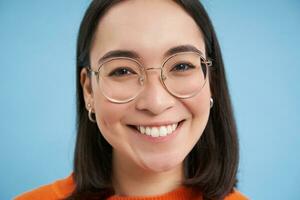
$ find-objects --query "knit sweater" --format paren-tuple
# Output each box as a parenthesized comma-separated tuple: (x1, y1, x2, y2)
(15, 174, 248, 200)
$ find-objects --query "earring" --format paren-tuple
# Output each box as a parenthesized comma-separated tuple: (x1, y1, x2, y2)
(87, 103, 96, 123)
(210, 98, 214, 109)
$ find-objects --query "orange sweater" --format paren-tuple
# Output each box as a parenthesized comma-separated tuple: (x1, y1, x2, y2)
(15, 174, 248, 200)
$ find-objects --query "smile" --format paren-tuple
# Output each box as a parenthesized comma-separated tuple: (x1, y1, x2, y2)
(129, 120, 184, 138)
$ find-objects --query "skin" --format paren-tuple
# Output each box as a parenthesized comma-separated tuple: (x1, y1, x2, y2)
(81, 0, 211, 197)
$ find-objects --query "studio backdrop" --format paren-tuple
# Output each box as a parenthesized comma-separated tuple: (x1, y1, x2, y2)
(0, 0, 299, 199)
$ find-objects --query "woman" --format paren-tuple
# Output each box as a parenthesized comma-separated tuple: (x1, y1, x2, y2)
(16, 0, 248, 199)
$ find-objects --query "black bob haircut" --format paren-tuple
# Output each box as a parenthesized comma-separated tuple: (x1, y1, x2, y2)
(69, 0, 240, 199)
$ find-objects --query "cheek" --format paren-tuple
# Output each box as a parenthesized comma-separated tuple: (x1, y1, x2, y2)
(181, 82, 211, 147)
(93, 90, 128, 135)
(97, 104, 121, 127)
(184, 82, 211, 118)
(93, 100, 132, 151)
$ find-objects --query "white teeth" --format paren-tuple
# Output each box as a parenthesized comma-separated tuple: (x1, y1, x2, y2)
(151, 127, 159, 137)
(145, 127, 151, 136)
(167, 125, 172, 133)
(136, 122, 179, 137)
(140, 126, 145, 134)
(159, 126, 167, 137)
(172, 124, 177, 131)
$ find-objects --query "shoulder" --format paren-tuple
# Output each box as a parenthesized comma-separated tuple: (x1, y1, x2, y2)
(224, 189, 249, 200)
(14, 173, 75, 200)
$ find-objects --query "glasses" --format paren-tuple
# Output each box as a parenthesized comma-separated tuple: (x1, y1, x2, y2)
(87, 52, 212, 104)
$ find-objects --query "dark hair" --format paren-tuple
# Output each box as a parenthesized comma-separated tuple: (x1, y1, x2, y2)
(68, 0, 239, 199)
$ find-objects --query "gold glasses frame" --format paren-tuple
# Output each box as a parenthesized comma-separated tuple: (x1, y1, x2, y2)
(87, 51, 212, 104)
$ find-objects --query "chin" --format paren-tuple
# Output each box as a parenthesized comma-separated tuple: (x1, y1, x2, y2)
(140, 153, 185, 173)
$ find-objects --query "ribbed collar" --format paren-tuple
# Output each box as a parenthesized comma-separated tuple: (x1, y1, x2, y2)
(107, 186, 202, 200)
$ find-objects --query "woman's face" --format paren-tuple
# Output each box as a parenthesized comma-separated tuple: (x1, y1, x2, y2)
(82, 0, 211, 173)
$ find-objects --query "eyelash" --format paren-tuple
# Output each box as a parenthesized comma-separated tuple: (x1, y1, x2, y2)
(108, 67, 137, 77)
(107, 62, 196, 77)
(171, 63, 196, 72)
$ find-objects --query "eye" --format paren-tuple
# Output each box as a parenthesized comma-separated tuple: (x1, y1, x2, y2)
(108, 67, 137, 77)
(171, 63, 195, 72)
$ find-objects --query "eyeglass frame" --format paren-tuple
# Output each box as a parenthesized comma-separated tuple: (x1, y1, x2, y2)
(87, 51, 212, 104)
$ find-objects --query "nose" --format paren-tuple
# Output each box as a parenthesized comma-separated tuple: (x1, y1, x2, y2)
(135, 70, 176, 115)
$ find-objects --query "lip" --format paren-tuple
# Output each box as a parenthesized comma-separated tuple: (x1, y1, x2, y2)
(128, 120, 183, 128)
(127, 120, 185, 143)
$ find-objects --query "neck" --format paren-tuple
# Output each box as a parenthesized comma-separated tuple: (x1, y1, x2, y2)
(112, 151, 184, 197)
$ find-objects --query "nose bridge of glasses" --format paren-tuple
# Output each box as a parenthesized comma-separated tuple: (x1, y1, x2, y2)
(139, 66, 166, 86)
(145, 67, 162, 71)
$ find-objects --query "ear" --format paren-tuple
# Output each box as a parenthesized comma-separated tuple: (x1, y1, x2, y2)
(80, 67, 94, 110)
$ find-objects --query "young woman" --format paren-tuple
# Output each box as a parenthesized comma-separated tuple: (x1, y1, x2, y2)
(16, 0, 248, 199)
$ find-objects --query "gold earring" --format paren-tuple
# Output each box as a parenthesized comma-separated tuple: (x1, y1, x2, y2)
(87, 103, 96, 123)
(210, 98, 214, 109)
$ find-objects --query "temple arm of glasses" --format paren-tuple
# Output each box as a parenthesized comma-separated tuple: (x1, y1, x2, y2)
(204, 60, 212, 67)
(86, 67, 98, 76)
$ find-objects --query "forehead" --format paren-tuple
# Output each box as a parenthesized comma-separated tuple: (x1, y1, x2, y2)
(90, 0, 205, 64)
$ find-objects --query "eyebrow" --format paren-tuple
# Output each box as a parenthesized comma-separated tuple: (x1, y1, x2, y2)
(98, 44, 204, 64)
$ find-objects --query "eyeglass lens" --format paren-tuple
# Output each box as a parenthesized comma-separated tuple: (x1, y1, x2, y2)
(97, 52, 208, 103)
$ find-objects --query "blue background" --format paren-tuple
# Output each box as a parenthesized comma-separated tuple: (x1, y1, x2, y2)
(1, 0, 299, 199)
